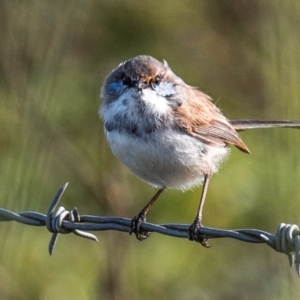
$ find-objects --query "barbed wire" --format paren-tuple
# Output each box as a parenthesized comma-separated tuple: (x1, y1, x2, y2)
(1, 183, 300, 276)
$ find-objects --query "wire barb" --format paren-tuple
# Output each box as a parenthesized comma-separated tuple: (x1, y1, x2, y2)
(45, 183, 98, 254)
(0, 183, 300, 276)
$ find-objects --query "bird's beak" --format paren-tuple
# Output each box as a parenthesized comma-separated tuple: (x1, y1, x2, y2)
(135, 79, 147, 91)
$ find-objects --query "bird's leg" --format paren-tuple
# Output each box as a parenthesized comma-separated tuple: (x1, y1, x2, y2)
(130, 188, 165, 240)
(189, 174, 211, 247)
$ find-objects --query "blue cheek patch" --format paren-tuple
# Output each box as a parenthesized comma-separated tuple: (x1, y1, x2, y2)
(108, 82, 124, 95)
(157, 82, 176, 97)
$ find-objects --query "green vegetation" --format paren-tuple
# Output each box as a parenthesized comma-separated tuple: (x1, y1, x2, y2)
(1, 1, 300, 299)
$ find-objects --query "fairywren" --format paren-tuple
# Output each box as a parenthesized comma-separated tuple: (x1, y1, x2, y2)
(100, 55, 300, 246)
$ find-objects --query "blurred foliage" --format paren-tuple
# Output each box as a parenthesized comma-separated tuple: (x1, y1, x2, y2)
(1, 0, 300, 299)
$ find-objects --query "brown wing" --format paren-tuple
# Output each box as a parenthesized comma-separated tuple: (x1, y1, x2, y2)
(174, 87, 250, 154)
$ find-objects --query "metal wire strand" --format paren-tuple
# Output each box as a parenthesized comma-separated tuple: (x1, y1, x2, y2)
(0, 183, 300, 275)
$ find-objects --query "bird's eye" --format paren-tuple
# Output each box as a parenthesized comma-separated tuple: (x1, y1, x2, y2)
(154, 75, 161, 85)
(150, 75, 162, 90)
(122, 75, 131, 86)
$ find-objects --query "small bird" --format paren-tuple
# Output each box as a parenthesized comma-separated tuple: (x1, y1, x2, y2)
(100, 55, 300, 246)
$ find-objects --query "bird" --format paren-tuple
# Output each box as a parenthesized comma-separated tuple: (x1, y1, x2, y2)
(100, 55, 300, 246)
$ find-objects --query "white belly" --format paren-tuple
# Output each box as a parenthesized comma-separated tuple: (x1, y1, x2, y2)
(106, 129, 229, 190)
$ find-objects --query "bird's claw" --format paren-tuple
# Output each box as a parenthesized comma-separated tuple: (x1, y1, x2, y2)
(189, 219, 211, 248)
(130, 213, 151, 241)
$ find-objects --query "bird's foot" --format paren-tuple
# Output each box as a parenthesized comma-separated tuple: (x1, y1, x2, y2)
(189, 218, 210, 248)
(130, 212, 151, 241)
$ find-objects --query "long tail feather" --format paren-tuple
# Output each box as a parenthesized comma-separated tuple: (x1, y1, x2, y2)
(230, 120, 300, 131)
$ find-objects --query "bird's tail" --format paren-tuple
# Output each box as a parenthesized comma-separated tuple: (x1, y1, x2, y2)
(230, 120, 300, 131)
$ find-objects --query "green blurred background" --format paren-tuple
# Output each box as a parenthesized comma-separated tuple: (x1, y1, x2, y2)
(1, 1, 300, 299)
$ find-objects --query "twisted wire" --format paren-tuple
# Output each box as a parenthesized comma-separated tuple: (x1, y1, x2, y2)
(1, 183, 300, 276)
